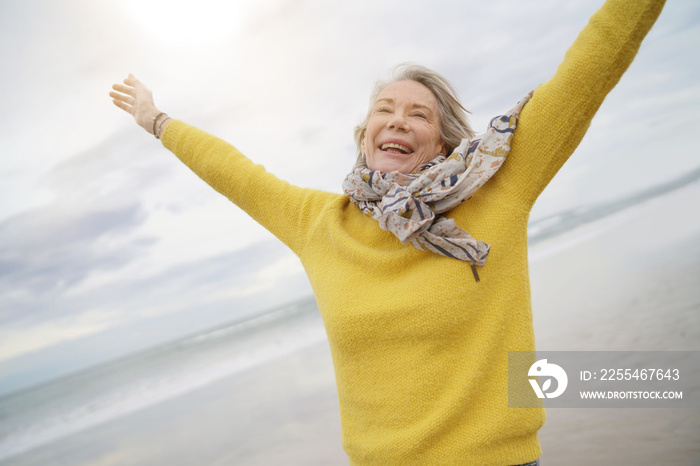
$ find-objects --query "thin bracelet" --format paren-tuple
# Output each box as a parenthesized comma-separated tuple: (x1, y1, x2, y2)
(156, 116, 171, 139)
(152, 112, 166, 136)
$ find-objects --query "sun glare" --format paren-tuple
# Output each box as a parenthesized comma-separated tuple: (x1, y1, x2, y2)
(120, 0, 260, 47)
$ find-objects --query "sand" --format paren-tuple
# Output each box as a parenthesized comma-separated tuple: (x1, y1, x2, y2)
(2, 344, 345, 466)
(531, 182, 700, 465)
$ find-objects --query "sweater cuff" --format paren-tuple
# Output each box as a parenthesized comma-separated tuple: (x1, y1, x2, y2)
(159, 119, 187, 152)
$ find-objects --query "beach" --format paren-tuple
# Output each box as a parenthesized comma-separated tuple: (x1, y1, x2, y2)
(2, 179, 699, 466)
(531, 181, 700, 464)
(1, 344, 344, 466)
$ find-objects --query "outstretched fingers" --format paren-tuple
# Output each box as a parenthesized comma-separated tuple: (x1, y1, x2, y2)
(110, 79, 137, 114)
(111, 97, 133, 114)
(124, 73, 143, 87)
(109, 92, 134, 114)
(112, 83, 135, 96)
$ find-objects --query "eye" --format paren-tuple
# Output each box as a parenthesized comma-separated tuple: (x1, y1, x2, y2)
(412, 112, 427, 119)
(376, 106, 391, 113)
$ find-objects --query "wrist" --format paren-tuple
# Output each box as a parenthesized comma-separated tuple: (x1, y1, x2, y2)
(138, 107, 162, 133)
(155, 116, 172, 139)
(152, 112, 167, 136)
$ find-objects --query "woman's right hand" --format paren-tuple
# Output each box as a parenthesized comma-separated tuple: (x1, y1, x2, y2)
(110, 74, 169, 136)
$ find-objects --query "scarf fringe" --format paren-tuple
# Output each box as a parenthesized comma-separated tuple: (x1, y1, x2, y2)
(470, 264, 480, 283)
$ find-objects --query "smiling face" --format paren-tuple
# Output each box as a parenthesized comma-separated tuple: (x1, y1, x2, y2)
(361, 80, 446, 174)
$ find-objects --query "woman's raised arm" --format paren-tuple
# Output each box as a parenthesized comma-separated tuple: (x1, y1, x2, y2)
(109, 75, 338, 256)
(498, 0, 665, 209)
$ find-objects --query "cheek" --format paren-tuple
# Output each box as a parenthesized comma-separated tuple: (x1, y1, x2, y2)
(362, 124, 379, 153)
(416, 128, 439, 151)
(426, 128, 444, 152)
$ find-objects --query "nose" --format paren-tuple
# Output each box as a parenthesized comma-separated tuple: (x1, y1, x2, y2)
(387, 112, 408, 131)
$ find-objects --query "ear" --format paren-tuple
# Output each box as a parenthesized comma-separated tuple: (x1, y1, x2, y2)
(360, 130, 367, 157)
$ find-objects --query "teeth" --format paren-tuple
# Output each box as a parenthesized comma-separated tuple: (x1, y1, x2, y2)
(380, 142, 413, 154)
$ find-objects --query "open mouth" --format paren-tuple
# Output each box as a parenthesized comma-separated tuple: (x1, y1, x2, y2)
(380, 142, 414, 155)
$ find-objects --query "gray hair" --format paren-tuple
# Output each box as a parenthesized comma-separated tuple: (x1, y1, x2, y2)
(353, 63, 474, 166)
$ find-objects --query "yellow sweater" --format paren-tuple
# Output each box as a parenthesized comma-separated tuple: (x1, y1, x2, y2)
(161, 0, 664, 463)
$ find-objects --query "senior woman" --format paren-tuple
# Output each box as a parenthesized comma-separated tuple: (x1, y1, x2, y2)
(110, 0, 664, 464)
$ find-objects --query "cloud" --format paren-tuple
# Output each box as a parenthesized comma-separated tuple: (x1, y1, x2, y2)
(0, 309, 121, 362)
(0, 130, 175, 320)
(0, 202, 148, 299)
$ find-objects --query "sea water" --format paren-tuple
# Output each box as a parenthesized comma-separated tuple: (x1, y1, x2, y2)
(0, 296, 326, 462)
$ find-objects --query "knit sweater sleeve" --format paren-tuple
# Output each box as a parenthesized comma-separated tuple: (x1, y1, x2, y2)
(160, 120, 338, 255)
(499, 0, 665, 209)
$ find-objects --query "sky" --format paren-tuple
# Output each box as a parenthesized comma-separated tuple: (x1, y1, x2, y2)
(0, 0, 698, 396)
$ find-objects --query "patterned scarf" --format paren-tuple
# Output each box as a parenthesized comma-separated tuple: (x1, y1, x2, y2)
(342, 92, 532, 281)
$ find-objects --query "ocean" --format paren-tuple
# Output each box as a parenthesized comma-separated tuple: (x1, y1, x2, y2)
(1, 169, 699, 465)
(0, 297, 327, 463)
